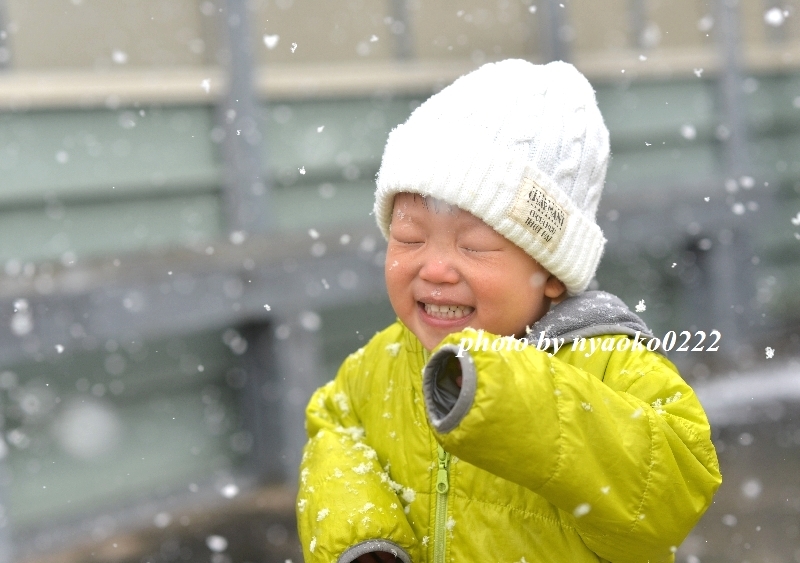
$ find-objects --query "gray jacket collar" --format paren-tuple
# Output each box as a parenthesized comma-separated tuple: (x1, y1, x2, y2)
(527, 290, 654, 346)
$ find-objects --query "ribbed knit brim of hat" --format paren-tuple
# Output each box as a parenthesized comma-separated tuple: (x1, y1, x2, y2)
(374, 59, 609, 295)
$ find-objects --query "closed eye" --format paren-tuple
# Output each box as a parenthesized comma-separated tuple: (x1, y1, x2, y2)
(461, 245, 500, 253)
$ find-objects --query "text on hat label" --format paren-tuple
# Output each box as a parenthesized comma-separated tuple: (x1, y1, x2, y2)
(509, 176, 568, 250)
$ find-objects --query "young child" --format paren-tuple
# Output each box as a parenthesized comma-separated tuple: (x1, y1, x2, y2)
(296, 59, 721, 563)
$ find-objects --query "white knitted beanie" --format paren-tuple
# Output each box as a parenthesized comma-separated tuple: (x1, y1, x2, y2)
(374, 59, 609, 295)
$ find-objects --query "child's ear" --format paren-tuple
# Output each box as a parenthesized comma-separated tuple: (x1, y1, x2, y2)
(544, 275, 567, 302)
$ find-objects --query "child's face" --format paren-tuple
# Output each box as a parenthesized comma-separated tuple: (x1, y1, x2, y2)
(385, 193, 566, 351)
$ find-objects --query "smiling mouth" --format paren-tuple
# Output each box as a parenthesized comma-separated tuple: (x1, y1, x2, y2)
(422, 303, 475, 319)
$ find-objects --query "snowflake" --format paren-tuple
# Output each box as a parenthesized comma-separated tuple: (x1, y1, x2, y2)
(401, 487, 416, 503)
(333, 392, 350, 415)
(765, 346, 775, 359)
(263, 34, 279, 49)
(573, 503, 591, 517)
(353, 463, 371, 475)
(581, 402, 593, 412)
(764, 7, 786, 27)
(316, 508, 329, 521)
(791, 212, 800, 226)
(635, 299, 646, 313)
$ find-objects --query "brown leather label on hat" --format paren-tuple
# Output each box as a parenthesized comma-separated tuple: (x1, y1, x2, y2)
(509, 175, 568, 249)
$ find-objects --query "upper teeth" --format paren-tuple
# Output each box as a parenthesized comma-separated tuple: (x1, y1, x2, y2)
(424, 303, 474, 319)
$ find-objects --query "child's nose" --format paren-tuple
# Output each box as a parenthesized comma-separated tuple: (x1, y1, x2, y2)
(418, 247, 460, 284)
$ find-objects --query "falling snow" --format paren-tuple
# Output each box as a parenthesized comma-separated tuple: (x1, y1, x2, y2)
(765, 347, 775, 359)
(764, 7, 786, 27)
(111, 49, 128, 64)
(697, 15, 714, 31)
(153, 512, 172, 528)
(635, 299, 646, 313)
(263, 34, 279, 49)
(742, 479, 762, 499)
(221, 483, 239, 498)
(206, 535, 228, 553)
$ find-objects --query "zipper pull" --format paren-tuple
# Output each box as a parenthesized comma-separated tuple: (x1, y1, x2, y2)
(436, 444, 450, 494)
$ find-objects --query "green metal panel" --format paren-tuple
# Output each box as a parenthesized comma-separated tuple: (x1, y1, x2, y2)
(0, 194, 221, 263)
(3, 328, 245, 528)
(0, 107, 220, 205)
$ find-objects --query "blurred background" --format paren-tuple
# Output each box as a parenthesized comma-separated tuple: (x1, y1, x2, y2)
(0, 0, 799, 561)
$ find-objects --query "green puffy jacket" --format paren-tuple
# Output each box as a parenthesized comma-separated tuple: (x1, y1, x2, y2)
(297, 321, 721, 562)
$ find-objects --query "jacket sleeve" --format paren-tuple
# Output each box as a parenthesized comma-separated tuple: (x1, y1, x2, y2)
(422, 330, 721, 563)
(297, 352, 418, 563)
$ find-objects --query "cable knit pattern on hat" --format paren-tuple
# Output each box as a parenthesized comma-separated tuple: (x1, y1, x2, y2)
(374, 59, 610, 294)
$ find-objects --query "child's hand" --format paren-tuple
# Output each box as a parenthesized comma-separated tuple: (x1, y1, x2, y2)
(355, 552, 397, 562)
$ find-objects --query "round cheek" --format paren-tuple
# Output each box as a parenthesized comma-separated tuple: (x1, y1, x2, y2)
(385, 254, 412, 313)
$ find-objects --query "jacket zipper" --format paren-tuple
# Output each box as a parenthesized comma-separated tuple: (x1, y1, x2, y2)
(433, 443, 450, 563)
